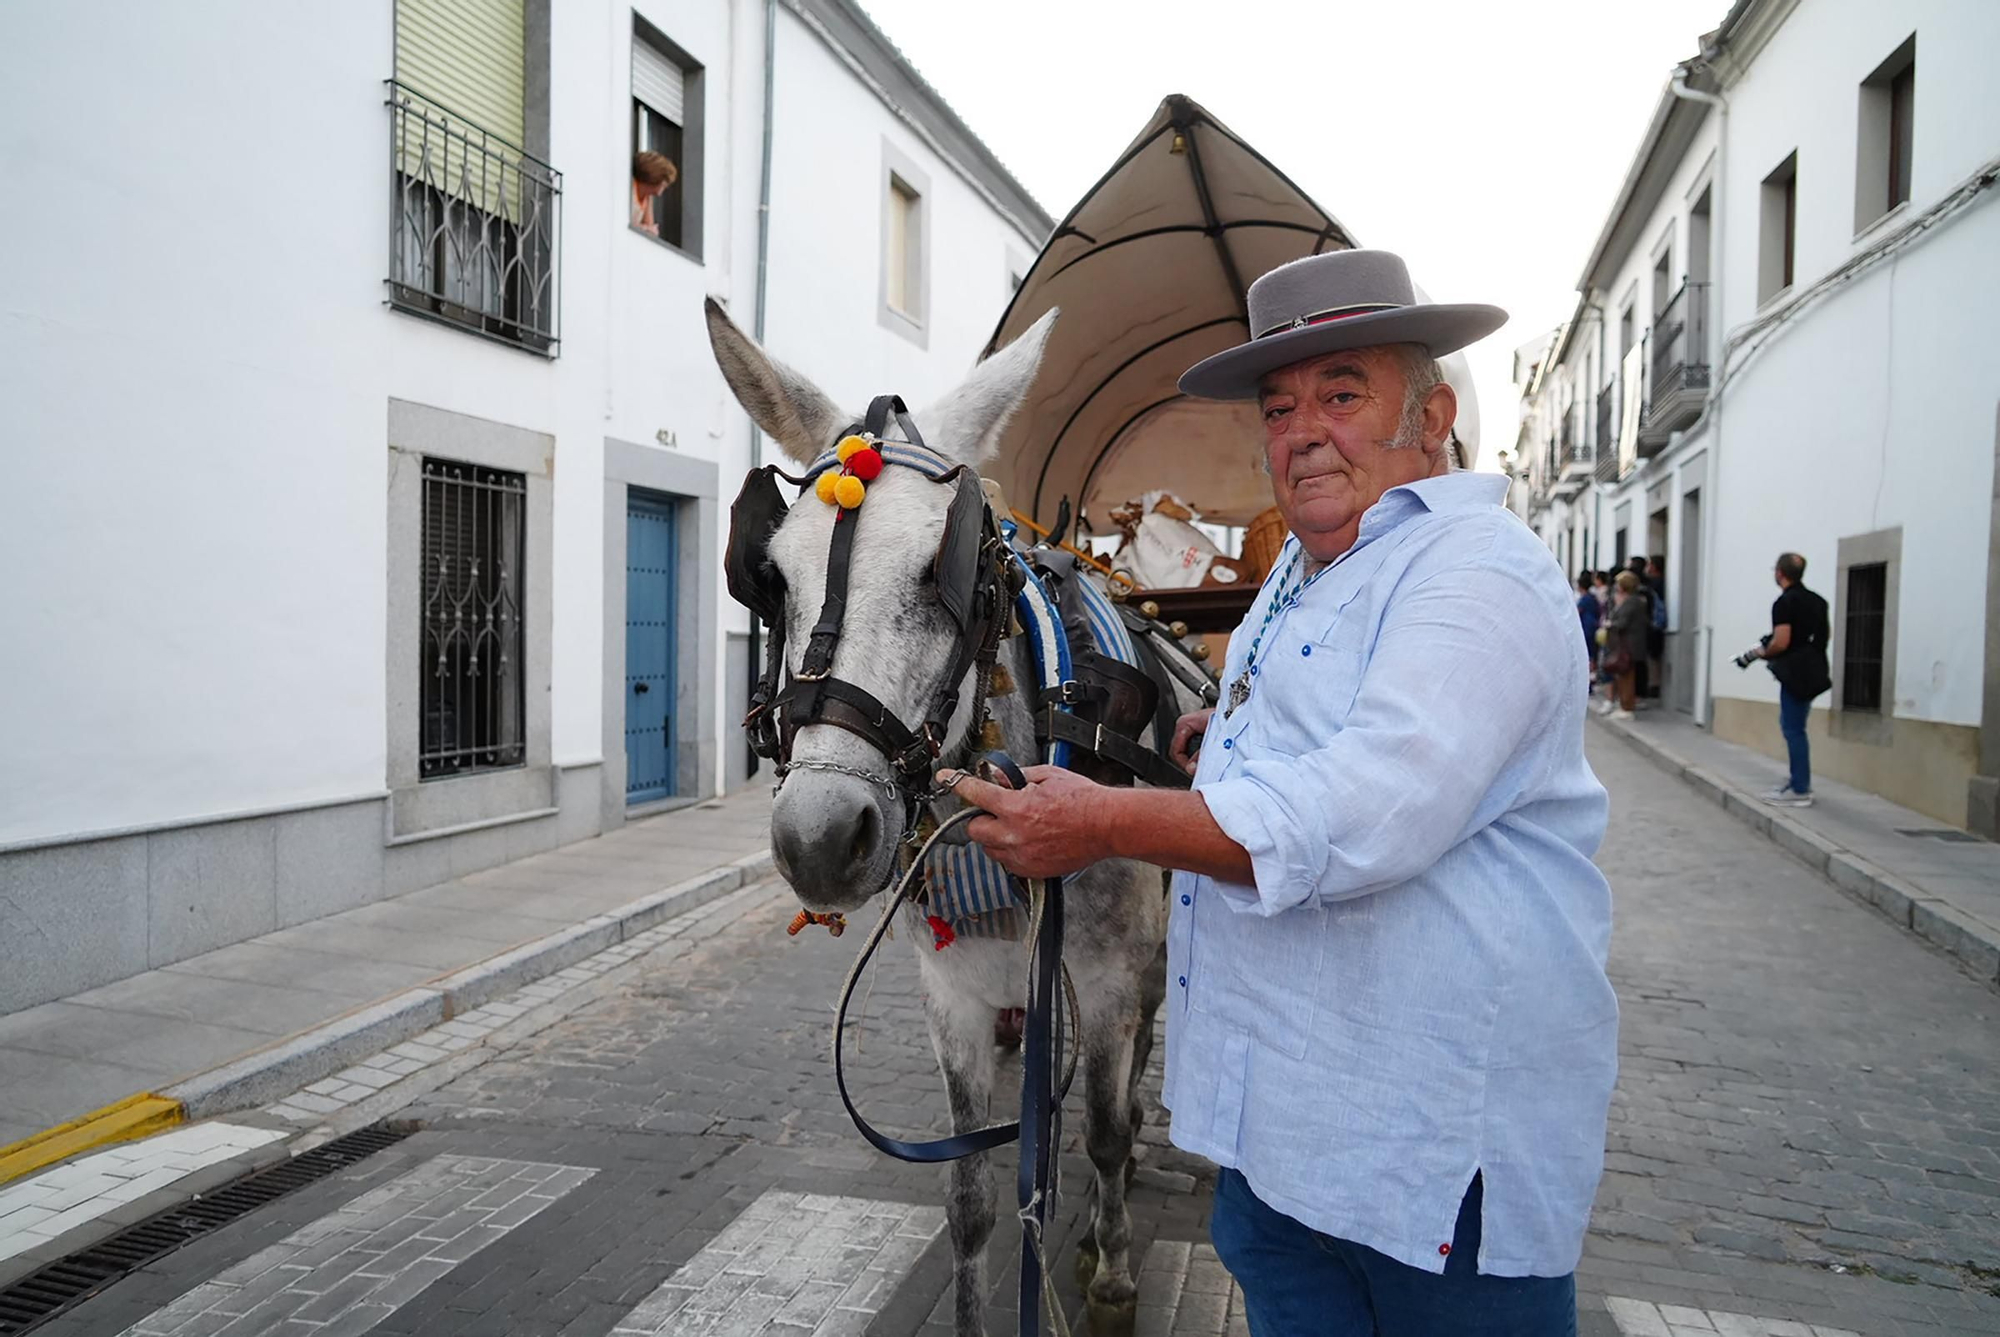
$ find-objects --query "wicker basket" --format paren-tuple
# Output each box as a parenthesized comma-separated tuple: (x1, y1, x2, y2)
(1239, 507, 1289, 582)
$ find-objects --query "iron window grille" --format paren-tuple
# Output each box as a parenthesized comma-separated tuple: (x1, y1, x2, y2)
(420, 459, 527, 779)
(1842, 561, 1888, 712)
(387, 81, 560, 355)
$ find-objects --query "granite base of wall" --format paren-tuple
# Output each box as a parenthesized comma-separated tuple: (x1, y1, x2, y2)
(0, 764, 604, 1014)
(1710, 696, 1980, 828)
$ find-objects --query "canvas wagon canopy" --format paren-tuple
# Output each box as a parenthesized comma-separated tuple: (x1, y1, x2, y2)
(983, 94, 1483, 534)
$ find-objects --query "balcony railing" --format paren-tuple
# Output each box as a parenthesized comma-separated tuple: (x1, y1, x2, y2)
(1600, 380, 1616, 470)
(387, 81, 561, 355)
(1649, 281, 1709, 406)
(1556, 410, 1591, 479)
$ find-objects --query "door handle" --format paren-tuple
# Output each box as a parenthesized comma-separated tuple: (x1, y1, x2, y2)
(634, 682, 650, 695)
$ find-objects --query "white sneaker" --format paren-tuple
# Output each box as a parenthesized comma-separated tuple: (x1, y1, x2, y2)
(1608, 708, 1635, 720)
(1763, 786, 1814, 807)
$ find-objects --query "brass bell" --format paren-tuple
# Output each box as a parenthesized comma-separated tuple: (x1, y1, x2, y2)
(1169, 620, 1189, 639)
(1140, 600, 1160, 620)
(988, 663, 1015, 696)
(1192, 642, 1211, 661)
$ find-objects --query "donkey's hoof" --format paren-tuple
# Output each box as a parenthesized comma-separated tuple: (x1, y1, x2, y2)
(1084, 1293, 1138, 1337)
(1072, 1237, 1100, 1291)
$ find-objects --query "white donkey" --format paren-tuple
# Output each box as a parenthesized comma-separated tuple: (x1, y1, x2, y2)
(707, 298, 1189, 1336)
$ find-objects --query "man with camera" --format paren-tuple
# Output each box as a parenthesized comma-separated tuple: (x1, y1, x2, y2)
(1735, 551, 1831, 807)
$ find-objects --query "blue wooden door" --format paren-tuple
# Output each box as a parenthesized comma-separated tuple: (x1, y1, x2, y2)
(626, 495, 678, 802)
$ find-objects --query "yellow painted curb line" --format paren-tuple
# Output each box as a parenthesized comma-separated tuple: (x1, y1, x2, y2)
(0, 1093, 184, 1187)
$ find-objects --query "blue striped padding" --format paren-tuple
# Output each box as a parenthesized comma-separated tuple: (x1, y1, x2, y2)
(924, 841, 1027, 939)
(1074, 570, 1137, 667)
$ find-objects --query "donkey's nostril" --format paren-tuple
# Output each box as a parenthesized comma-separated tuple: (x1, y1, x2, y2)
(848, 805, 876, 867)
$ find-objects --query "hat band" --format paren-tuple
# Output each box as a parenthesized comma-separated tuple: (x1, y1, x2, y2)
(1254, 301, 1401, 341)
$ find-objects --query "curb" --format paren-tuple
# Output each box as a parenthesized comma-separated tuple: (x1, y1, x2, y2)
(156, 850, 773, 1121)
(1597, 718, 2000, 987)
(0, 1094, 182, 1187)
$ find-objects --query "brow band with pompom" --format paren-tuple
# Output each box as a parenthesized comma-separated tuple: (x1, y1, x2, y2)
(817, 434, 884, 510)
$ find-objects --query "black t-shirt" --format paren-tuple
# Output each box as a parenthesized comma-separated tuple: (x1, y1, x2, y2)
(1769, 583, 1831, 699)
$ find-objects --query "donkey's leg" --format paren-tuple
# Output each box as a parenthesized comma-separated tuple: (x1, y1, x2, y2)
(1078, 987, 1144, 1330)
(1128, 938, 1169, 1145)
(926, 985, 999, 1337)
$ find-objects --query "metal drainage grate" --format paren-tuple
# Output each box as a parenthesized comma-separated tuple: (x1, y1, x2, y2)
(0, 1123, 412, 1335)
(1897, 827, 1985, 844)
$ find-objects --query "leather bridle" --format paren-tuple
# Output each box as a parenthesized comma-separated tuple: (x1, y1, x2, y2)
(732, 395, 1020, 823)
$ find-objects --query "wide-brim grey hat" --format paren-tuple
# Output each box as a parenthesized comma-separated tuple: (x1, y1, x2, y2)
(1179, 249, 1507, 400)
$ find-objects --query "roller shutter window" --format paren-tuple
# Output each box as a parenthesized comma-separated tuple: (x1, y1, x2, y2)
(395, 0, 527, 215)
(631, 35, 688, 248)
(633, 41, 685, 125)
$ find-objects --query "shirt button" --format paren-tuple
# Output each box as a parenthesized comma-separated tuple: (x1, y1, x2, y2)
(1438, 1244, 1451, 1257)
(1250, 664, 1259, 677)
(1301, 645, 1312, 657)
(1180, 894, 1191, 905)
(1178, 976, 1187, 988)
(1222, 738, 1233, 749)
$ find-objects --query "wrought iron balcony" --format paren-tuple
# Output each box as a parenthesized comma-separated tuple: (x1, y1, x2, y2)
(1551, 410, 1590, 497)
(1594, 381, 1621, 482)
(387, 81, 561, 355)
(1640, 281, 1709, 451)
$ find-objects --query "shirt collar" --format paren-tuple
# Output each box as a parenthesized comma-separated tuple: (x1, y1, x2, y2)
(1354, 470, 1509, 542)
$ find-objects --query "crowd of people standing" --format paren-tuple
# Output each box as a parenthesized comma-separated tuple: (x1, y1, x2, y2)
(1577, 555, 1666, 717)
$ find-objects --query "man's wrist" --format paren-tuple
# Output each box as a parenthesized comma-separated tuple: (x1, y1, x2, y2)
(1092, 784, 1131, 862)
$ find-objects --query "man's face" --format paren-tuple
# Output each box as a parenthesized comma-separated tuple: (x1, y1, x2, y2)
(1257, 345, 1454, 564)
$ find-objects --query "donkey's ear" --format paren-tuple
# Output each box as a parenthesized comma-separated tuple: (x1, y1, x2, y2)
(704, 297, 847, 464)
(917, 309, 1058, 466)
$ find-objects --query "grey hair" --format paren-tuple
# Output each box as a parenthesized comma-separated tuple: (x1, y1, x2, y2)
(1384, 344, 1445, 456)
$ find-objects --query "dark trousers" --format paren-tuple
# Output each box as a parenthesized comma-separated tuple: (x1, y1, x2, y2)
(1779, 688, 1812, 794)
(1209, 1169, 1576, 1336)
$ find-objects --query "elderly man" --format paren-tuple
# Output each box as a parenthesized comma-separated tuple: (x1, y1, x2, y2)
(948, 250, 1617, 1336)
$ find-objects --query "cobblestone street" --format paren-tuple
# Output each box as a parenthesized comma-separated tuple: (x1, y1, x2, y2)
(34, 729, 2000, 1336)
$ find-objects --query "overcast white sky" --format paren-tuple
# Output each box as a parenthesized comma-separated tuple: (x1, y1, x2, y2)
(856, 0, 1729, 470)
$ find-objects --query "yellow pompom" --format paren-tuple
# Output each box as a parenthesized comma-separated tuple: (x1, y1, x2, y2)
(834, 475, 867, 509)
(835, 435, 871, 464)
(815, 472, 840, 505)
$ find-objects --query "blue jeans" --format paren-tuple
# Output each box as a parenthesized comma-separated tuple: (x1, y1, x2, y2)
(1778, 689, 1812, 794)
(1209, 1169, 1576, 1337)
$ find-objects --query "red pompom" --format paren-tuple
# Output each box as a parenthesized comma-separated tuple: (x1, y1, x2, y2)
(847, 447, 884, 482)
(926, 914, 956, 951)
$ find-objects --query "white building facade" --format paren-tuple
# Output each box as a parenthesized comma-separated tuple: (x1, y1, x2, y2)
(1514, 0, 2000, 832)
(0, 0, 1050, 1011)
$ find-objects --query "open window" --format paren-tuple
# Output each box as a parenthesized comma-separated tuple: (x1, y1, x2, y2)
(631, 21, 703, 259)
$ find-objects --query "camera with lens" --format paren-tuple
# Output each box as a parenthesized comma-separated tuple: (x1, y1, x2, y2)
(1733, 635, 1772, 670)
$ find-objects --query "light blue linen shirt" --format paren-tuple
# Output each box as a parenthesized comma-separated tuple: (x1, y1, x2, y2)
(1163, 471, 1618, 1278)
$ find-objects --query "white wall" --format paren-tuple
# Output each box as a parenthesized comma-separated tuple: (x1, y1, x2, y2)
(0, 0, 1041, 844)
(2, 3, 404, 843)
(1701, 0, 2000, 727)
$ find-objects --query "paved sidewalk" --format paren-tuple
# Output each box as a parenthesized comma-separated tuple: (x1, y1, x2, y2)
(1598, 710, 2000, 986)
(0, 789, 774, 1149)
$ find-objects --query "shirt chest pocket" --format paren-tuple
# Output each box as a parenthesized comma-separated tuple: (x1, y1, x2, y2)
(1257, 592, 1373, 747)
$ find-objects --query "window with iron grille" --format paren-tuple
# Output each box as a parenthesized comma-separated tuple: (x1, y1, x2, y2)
(1842, 561, 1888, 712)
(420, 459, 526, 778)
